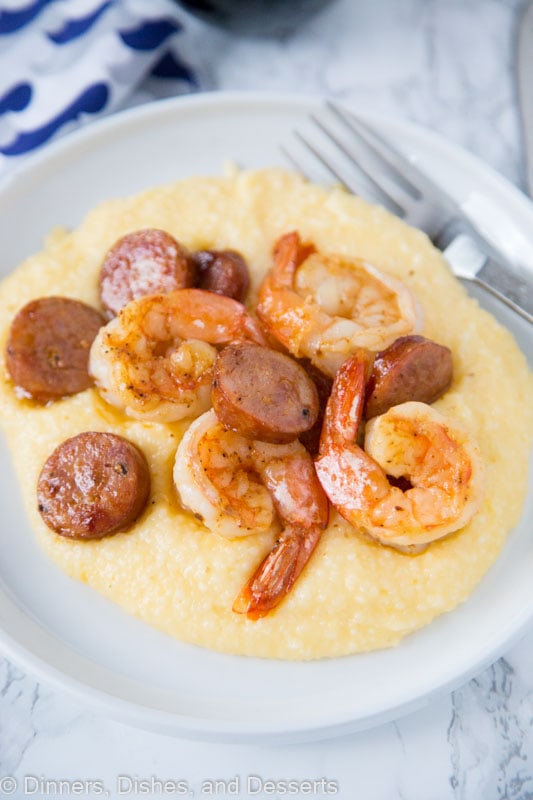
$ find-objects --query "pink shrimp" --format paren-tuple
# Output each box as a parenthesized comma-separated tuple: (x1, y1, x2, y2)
(315, 353, 484, 550)
(174, 410, 329, 618)
(89, 288, 266, 422)
(256, 232, 422, 377)
(233, 438, 329, 618)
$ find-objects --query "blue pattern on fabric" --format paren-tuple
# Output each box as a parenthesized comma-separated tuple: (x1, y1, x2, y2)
(0, 0, 53, 35)
(0, 1, 199, 165)
(150, 51, 197, 85)
(47, 1, 113, 44)
(0, 84, 32, 115)
(0, 82, 109, 155)
(119, 18, 179, 51)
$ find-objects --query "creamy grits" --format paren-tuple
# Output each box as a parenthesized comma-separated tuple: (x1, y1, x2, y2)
(0, 168, 531, 660)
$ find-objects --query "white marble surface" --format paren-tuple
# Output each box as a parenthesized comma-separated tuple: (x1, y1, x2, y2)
(1, 0, 533, 797)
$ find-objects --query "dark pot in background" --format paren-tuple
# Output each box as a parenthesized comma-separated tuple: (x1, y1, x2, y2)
(174, 0, 337, 37)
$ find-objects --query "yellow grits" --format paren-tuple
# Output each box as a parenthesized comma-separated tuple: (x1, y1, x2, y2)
(0, 168, 531, 660)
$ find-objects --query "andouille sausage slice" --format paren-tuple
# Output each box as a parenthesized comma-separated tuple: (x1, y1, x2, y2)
(296, 358, 334, 456)
(212, 342, 319, 443)
(99, 228, 194, 317)
(365, 335, 453, 419)
(37, 432, 150, 539)
(191, 249, 250, 302)
(5, 296, 104, 403)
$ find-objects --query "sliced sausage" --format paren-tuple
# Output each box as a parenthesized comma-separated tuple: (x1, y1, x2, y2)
(191, 249, 250, 302)
(5, 296, 104, 403)
(37, 432, 150, 539)
(212, 342, 319, 443)
(365, 335, 453, 419)
(296, 358, 333, 456)
(99, 228, 194, 317)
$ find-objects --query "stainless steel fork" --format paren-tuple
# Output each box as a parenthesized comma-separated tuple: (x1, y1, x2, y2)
(283, 102, 533, 324)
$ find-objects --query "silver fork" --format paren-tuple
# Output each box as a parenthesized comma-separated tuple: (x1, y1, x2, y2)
(283, 102, 533, 325)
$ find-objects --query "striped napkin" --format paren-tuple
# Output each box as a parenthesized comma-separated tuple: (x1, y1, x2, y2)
(0, 0, 200, 174)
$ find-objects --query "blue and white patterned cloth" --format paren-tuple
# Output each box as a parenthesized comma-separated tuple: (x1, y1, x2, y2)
(0, 0, 200, 174)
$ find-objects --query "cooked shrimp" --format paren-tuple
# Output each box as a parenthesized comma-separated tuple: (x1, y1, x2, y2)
(89, 289, 266, 423)
(256, 231, 422, 377)
(233, 438, 329, 618)
(173, 410, 329, 617)
(315, 353, 483, 550)
(174, 409, 276, 539)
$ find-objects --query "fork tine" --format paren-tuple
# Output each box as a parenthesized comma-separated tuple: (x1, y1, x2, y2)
(309, 114, 407, 214)
(280, 142, 342, 191)
(327, 101, 450, 206)
(290, 129, 405, 217)
(292, 130, 375, 196)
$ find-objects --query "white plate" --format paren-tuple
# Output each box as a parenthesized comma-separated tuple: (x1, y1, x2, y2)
(0, 92, 531, 743)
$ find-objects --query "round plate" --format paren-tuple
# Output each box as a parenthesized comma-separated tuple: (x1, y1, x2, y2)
(0, 92, 531, 743)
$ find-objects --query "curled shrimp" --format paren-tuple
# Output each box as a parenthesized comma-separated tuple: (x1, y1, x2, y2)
(89, 289, 266, 423)
(256, 232, 422, 377)
(315, 353, 484, 551)
(174, 409, 329, 618)
(233, 438, 329, 618)
(174, 409, 276, 539)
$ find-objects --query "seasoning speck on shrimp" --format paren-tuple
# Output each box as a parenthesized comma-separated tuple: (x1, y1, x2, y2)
(174, 409, 329, 618)
(89, 288, 266, 423)
(315, 353, 484, 551)
(257, 231, 422, 377)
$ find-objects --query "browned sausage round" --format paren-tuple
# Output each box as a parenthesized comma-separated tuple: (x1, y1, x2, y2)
(296, 358, 333, 456)
(5, 296, 104, 403)
(37, 432, 151, 539)
(99, 228, 194, 317)
(365, 335, 453, 419)
(191, 249, 250, 302)
(212, 342, 319, 443)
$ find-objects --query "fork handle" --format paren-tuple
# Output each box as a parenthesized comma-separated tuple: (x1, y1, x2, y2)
(475, 256, 533, 324)
(440, 227, 533, 324)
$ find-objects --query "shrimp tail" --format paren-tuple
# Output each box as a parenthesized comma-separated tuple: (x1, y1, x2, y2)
(232, 525, 322, 619)
(242, 314, 269, 346)
(319, 351, 368, 451)
(270, 231, 315, 289)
